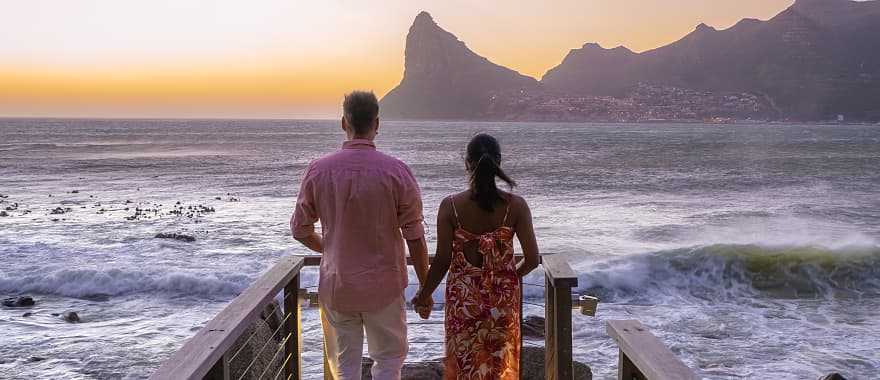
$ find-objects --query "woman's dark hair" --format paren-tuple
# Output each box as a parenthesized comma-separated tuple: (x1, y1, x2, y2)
(466, 133, 516, 212)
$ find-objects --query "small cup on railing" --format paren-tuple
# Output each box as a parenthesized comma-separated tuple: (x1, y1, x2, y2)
(578, 295, 599, 316)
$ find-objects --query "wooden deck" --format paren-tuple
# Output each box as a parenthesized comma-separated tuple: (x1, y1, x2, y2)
(151, 254, 698, 380)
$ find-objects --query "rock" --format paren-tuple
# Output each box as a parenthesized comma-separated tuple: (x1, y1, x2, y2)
(155, 233, 196, 242)
(260, 300, 283, 338)
(29, 356, 46, 362)
(362, 357, 443, 380)
(0, 211, 7, 217)
(3, 296, 35, 307)
(820, 374, 848, 380)
(360, 346, 591, 380)
(22, 312, 34, 317)
(522, 315, 545, 338)
(521, 346, 592, 380)
(207, 318, 282, 380)
(62, 311, 80, 323)
(71, 190, 79, 194)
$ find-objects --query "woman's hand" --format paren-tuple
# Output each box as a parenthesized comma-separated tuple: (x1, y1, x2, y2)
(411, 289, 433, 319)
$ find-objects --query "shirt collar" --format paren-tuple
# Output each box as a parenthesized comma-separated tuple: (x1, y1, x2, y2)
(342, 139, 376, 150)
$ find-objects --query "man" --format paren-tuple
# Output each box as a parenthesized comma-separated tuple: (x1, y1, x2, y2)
(290, 91, 431, 380)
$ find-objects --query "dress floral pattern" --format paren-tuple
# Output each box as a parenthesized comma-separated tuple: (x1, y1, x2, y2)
(444, 197, 520, 380)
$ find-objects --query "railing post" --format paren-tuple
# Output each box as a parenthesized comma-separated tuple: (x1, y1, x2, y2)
(618, 350, 644, 380)
(283, 274, 301, 380)
(542, 255, 577, 380)
(205, 354, 229, 380)
(545, 274, 558, 379)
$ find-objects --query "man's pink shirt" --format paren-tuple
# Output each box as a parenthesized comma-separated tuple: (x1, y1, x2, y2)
(290, 139, 425, 312)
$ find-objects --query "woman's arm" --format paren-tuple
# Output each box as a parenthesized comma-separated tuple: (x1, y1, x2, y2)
(514, 197, 540, 277)
(413, 197, 454, 310)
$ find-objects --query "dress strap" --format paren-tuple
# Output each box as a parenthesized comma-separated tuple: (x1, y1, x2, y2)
(449, 195, 461, 227)
(502, 200, 511, 227)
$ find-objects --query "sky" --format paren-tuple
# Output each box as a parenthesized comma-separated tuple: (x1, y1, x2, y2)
(0, 0, 797, 119)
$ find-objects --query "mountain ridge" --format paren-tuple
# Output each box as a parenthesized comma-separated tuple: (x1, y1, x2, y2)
(382, 1, 880, 121)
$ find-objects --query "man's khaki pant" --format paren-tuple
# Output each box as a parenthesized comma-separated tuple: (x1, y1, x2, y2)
(320, 297, 408, 380)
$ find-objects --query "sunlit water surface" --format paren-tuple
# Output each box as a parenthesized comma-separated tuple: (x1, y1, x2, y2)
(1, 119, 879, 379)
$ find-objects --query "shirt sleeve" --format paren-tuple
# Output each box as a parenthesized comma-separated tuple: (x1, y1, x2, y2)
(291, 163, 318, 239)
(397, 163, 425, 240)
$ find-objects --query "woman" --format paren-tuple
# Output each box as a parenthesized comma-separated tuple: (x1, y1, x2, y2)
(412, 133, 540, 380)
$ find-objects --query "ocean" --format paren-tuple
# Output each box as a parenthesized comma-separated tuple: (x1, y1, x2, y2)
(1, 119, 878, 379)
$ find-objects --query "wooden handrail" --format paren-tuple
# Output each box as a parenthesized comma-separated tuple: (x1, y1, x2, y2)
(296, 254, 540, 267)
(151, 256, 305, 380)
(542, 254, 578, 288)
(606, 320, 699, 380)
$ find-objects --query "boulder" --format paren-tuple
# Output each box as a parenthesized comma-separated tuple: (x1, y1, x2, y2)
(0, 211, 7, 217)
(820, 374, 848, 380)
(260, 300, 283, 338)
(3, 296, 35, 307)
(62, 311, 80, 323)
(155, 233, 196, 242)
(522, 315, 545, 338)
(205, 313, 283, 380)
(22, 312, 34, 317)
(29, 356, 46, 363)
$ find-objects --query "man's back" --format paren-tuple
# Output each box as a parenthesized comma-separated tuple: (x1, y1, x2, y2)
(291, 139, 424, 312)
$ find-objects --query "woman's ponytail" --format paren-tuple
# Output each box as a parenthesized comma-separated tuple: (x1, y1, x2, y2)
(466, 134, 516, 212)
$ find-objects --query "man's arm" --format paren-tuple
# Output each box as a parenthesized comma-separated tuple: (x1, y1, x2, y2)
(397, 164, 431, 317)
(291, 163, 321, 253)
(407, 237, 429, 285)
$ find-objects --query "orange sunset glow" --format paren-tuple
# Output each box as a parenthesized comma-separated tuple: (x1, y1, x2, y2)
(0, 0, 795, 118)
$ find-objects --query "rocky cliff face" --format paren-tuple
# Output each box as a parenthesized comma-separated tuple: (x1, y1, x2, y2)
(380, 12, 539, 120)
(541, 0, 880, 121)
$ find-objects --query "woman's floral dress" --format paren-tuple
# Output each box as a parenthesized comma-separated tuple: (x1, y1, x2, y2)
(444, 197, 521, 379)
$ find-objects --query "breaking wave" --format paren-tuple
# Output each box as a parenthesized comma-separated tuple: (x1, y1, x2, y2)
(0, 268, 253, 299)
(578, 244, 880, 303)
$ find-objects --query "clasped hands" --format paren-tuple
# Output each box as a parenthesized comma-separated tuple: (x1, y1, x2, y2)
(411, 288, 433, 319)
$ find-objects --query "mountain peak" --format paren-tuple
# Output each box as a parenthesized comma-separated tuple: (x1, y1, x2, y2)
(412, 11, 437, 29)
(380, 11, 538, 119)
(695, 23, 717, 32)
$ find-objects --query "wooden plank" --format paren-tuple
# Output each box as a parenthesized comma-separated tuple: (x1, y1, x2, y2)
(606, 320, 699, 380)
(151, 256, 305, 380)
(283, 275, 301, 380)
(542, 254, 578, 288)
(544, 275, 558, 380)
(552, 282, 574, 380)
(298, 254, 539, 267)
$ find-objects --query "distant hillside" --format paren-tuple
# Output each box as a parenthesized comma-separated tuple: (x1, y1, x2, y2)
(379, 12, 539, 120)
(382, 1, 880, 122)
(542, 0, 880, 121)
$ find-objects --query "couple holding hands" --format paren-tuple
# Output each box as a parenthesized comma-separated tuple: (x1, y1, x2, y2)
(291, 91, 539, 380)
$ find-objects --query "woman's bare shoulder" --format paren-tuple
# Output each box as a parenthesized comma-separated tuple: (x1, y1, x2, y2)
(505, 192, 528, 209)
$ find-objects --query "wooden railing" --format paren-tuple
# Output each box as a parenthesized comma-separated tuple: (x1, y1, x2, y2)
(150, 254, 696, 380)
(151, 256, 305, 380)
(607, 320, 699, 380)
(150, 254, 580, 380)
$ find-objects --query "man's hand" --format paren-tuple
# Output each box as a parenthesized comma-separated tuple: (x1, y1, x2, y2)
(294, 232, 324, 254)
(411, 289, 433, 319)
